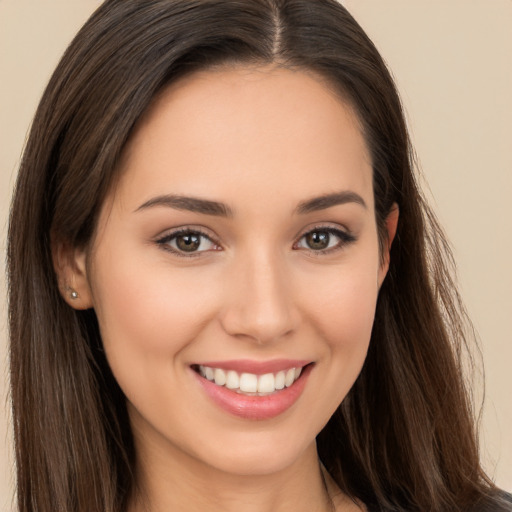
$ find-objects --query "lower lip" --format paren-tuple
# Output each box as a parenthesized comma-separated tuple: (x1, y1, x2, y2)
(193, 364, 313, 420)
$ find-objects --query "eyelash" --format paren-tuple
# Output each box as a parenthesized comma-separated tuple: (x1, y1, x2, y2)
(156, 228, 220, 258)
(155, 225, 356, 258)
(294, 225, 357, 256)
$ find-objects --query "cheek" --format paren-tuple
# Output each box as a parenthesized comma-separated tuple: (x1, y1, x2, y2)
(328, 272, 378, 343)
(301, 258, 379, 349)
(320, 275, 377, 381)
(298, 255, 380, 412)
(88, 245, 221, 377)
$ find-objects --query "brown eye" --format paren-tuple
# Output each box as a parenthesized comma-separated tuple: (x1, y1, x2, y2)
(176, 233, 201, 252)
(305, 231, 330, 250)
(157, 229, 218, 255)
(295, 227, 356, 254)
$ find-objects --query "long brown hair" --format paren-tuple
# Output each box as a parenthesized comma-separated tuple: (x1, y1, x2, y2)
(7, 1, 507, 511)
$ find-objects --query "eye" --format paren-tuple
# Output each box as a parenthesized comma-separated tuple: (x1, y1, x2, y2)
(156, 228, 219, 256)
(294, 227, 355, 254)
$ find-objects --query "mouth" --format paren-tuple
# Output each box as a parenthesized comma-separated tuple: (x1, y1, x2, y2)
(190, 360, 313, 420)
(192, 363, 306, 396)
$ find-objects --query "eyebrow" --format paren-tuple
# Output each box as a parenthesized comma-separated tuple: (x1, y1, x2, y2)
(295, 191, 367, 214)
(135, 194, 233, 217)
(135, 190, 366, 217)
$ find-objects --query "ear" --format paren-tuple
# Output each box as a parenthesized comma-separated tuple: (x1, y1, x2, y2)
(52, 237, 94, 310)
(378, 203, 399, 287)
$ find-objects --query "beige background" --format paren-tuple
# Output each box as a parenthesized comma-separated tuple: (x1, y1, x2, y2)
(0, 0, 510, 508)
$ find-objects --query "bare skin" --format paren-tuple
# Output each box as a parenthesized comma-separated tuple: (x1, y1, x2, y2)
(129, 436, 364, 512)
(57, 65, 394, 512)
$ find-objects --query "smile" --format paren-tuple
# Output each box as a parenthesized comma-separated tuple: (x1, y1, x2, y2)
(191, 360, 313, 420)
(197, 365, 303, 395)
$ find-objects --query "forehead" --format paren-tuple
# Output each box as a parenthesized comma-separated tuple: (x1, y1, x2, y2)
(112, 65, 373, 215)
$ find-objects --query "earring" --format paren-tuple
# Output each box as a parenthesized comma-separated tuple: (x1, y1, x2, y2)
(66, 287, 79, 300)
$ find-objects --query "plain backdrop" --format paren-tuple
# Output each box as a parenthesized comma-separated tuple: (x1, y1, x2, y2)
(1, 1, 511, 509)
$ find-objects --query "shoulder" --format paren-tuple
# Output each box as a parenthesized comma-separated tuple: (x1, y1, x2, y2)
(361, 491, 512, 512)
(469, 491, 512, 512)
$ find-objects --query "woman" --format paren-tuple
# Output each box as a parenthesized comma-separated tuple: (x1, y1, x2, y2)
(6, 0, 511, 511)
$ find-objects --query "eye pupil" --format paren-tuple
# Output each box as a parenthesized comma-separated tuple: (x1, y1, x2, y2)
(176, 234, 201, 252)
(306, 231, 330, 250)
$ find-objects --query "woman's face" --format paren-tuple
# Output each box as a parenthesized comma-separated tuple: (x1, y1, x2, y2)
(77, 66, 393, 477)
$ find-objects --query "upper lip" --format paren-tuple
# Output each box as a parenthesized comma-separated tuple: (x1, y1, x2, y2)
(193, 359, 312, 375)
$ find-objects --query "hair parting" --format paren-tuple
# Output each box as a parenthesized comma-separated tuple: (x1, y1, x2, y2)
(7, 1, 509, 511)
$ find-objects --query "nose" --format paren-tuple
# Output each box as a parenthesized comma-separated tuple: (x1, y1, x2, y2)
(219, 249, 299, 344)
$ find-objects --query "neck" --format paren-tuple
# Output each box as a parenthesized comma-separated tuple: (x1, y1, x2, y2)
(129, 440, 338, 512)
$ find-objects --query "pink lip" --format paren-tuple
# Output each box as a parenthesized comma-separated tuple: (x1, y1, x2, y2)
(195, 359, 311, 375)
(192, 363, 313, 421)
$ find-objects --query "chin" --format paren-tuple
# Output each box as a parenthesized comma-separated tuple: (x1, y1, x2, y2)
(192, 424, 320, 477)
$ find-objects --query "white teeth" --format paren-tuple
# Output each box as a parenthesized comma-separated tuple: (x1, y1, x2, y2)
(284, 368, 295, 387)
(214, 368, 226, 386)
(197, 364, 305, 395)
(239, 373, 258, 393)
(257, 373, 275, 393)
(225, 370, 239, 389)
(274, 371, 285, 390)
